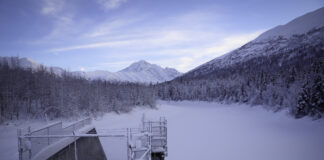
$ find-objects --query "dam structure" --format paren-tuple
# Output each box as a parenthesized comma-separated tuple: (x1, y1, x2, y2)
(17, 117, 168, 160)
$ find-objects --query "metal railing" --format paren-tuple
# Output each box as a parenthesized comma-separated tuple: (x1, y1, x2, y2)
(17, 117, 167, 160)
(17, 117, 92, 160)
(129, 117, 168, 160)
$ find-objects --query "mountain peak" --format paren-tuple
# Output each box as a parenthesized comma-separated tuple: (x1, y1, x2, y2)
(137, 60, 149, 64)
(121, 60, 157, 72)
(116, 60, 182, 82)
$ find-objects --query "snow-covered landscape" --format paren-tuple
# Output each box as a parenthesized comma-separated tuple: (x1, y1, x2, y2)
(1, 1, 323, 160)
(1, 101, 324, 160)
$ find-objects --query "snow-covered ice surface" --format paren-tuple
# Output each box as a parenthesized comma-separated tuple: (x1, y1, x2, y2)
(93, 101, 324, 160)
(1, 101, 324, 160)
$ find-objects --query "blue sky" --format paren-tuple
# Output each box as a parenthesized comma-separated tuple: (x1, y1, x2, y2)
(0, 0, 323, 72)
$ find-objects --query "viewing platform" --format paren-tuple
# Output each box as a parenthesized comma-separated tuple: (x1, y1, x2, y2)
(17, 117, 168, 160)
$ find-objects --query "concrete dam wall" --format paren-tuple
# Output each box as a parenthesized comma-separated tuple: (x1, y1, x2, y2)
(48, 128, 107, 160)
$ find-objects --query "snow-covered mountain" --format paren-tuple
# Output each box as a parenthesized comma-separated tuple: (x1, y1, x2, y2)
(158, 7, 323, 118)
(184, 7, 324, 78)
(256, 7, 324, 41)
(0, 57, 40, 69)
(77, 60, 182, 83)
(0, 56, 65, 75)
(0, 57, 181, 83)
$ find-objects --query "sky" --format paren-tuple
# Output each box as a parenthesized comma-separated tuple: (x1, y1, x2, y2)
(0, 0, 323, 72)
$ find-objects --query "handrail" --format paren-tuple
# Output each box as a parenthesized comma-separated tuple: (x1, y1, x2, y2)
(20, 134, 126, 138)
(18, 117, 92, 160)
(29, 122, 62, 135)
(63, 117, 91, 129)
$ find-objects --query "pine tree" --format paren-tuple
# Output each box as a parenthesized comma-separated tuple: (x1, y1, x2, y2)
(309, 75, 324, 119)
(296, 61, 324, 119)
(296, 81, 311, 118)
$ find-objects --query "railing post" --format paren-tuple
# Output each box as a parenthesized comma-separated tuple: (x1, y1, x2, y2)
(27, 126, 31, 160)
(47, 127, 50, 145)
(149, 121, 152, 160)
(126, 128, 129, 160)
(165, 119, 168, 156)
(130, 128, 132, 141)
(73, 132, 78, 160)
(17, 129, 22, 160)
(160, 118, 162, 136)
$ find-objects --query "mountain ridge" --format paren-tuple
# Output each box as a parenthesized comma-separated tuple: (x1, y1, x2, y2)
(256, 7, 324, 41)
(83, 60, 182, 83)
(0, 57, 181, 83)
(183, 7, 324, 79)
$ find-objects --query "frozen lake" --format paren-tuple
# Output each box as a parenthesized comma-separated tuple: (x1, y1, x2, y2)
(94, 101, 324, 160)
(1, 101, 324, 160)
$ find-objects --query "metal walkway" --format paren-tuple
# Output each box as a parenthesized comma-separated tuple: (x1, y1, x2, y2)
(17, 117, 168, 160)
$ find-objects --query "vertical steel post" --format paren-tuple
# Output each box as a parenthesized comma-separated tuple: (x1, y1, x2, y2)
(165, 119, 168, 156)
(126, 128, 129, 160)
(160, 118, 162, 137)
(17, 129, 22, 160)
(130, 128, 132, 141)
(27, 126, 31, 160)
(47, 127, 50, 145)
(73, 132, 78, 160)
(149, 121, 152, 160)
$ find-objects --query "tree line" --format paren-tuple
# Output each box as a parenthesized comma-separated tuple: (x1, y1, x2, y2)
(0, 58, 155, 122)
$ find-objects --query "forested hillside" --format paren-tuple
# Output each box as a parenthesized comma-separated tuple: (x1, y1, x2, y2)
(0, 57, 156, 122)
(156, 27, 324, 119)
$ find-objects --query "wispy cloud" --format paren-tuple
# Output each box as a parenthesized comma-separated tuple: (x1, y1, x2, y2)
(30, 0, 78, 45)
(86, 17, 143, 38)
(149, 30, 264, 72)
(96, 0, 128, 10)
(201, 30, 264, 58)
(68, 30, 264, 72)
(36, 6, 265, 72)
(41, 0, 64, 15)
(49, 40, 129, 52)
(49, 30, 195, 52)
